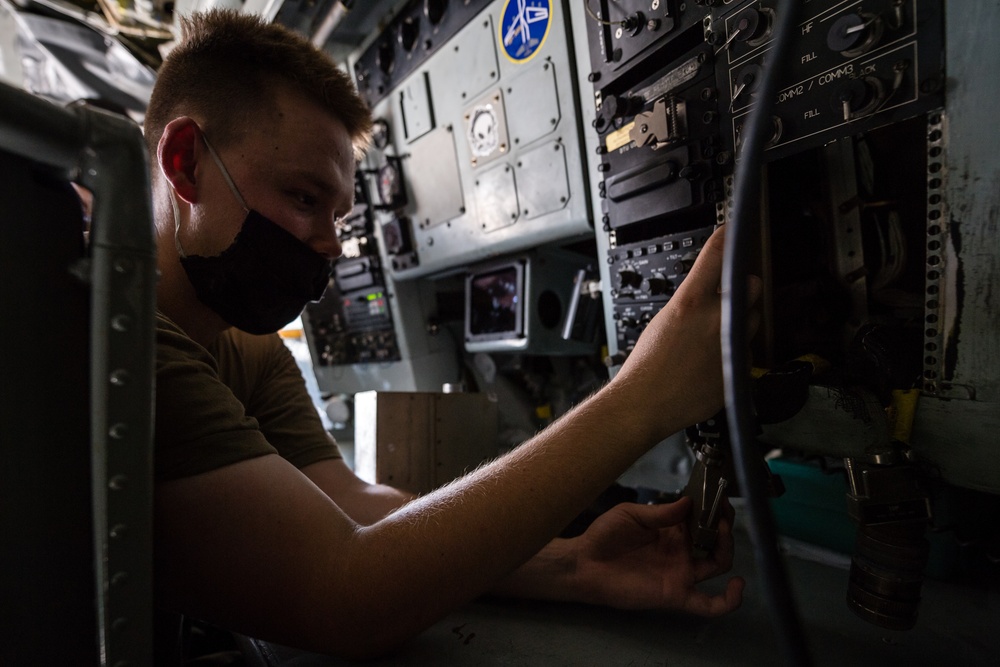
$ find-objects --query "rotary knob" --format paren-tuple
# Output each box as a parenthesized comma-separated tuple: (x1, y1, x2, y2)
(646, 273, 672, 296)
(731, 7, 773, 44)
(831, 77, 885, 121)
(618, 268, 642, 289)
(827, 12, 884, 57)
(673, 258, 694, 275)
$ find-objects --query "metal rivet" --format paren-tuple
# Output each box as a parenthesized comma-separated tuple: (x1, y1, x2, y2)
(113, 258, 133, 274)
(109, 475, 128, 491)
(109, 369, 130, 386)
(110, 523, 127, 539)
(111, 314, 132, 332)
(109, 423, 128, 440)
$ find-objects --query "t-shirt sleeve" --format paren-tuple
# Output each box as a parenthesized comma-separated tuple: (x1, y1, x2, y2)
(239, 334, 342, 470)
(154, 316, 277, 481)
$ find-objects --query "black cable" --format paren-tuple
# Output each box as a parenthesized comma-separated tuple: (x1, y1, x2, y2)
(720, 2, 811, 666)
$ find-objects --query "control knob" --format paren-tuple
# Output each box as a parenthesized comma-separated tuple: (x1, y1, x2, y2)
(618, 267, 642, 289)
(731, 7, 773, 45)
(827, 12, 884, 57)
(645, 273, 673, 296)
(600, 94, 640, 129)
(831, 77, 885, 121)
(673, 257, 696, 275)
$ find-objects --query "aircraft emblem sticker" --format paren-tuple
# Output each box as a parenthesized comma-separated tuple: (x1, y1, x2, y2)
(499, 0, 552, 63)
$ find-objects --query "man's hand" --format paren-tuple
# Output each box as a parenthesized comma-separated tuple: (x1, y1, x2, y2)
(611, 225, 763, 443)
(569, 496, 744, 617)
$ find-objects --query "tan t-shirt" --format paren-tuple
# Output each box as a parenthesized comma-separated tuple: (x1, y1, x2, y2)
(154, 312, 340, 481)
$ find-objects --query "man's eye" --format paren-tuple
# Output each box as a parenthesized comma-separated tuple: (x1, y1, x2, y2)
(289, 191, 317, 208)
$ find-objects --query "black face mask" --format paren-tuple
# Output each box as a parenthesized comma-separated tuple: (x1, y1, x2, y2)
(173, 134, 333, 335)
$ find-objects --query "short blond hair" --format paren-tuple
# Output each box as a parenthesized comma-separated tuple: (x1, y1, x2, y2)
(145, 9, 371, 157)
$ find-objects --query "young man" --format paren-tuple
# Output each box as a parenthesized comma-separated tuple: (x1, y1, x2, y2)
(148, 9, 753, 660)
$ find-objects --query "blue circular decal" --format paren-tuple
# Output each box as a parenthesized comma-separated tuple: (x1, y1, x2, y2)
(499, 0, 552, 63)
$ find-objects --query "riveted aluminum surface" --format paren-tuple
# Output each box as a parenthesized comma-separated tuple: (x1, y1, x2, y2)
(360, 0, 592, 280)
(0, 82, 155, 664)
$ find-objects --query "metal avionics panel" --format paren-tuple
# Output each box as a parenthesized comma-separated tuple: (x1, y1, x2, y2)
(305, 275, 462, 396)
(712, 0, 945, 161)
(352, 0, 592, 280)
(578, 0, 999, 494)
(445, 15, 503, 103)
(399, 71, 434, 142)
(302, 174, 460, 396)
(353, 0, 494, 107)
(406, 126, 466, 230)
(463, 248, 595, 354)
(474, 161, 519, 233)
(505, 59, 561, 147)
(516, 139, 570, 220)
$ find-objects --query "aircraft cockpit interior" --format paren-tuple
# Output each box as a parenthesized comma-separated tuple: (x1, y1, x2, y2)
(1, 0, 997, 664)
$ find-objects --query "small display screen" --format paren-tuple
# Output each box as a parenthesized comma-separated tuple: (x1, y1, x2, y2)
(468, 266, 521, 336)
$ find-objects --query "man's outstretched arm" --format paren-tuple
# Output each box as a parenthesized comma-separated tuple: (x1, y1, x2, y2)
(303, 456, 743, 616)
(154, 227, 744, 660)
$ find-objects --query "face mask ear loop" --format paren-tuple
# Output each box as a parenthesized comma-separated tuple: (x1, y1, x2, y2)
(170, 188, 189, 260)
(202, 134, 251, 214)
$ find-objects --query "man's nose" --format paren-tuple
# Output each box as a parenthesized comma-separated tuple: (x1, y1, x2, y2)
(308, 222, 343, 260)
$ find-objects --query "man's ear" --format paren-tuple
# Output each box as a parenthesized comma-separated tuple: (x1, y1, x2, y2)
(157, 117, 204, 205)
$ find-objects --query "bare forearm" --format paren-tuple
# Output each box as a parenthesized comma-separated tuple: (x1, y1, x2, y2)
(342, 383, 665, 647)
(490, 537, 580, 602)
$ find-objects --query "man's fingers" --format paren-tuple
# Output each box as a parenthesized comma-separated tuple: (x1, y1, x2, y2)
(622, 497, 692, 530)
(679, 226, 727, 300)
(682, 576, 745, 617)
(692, 513, 736, 582)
